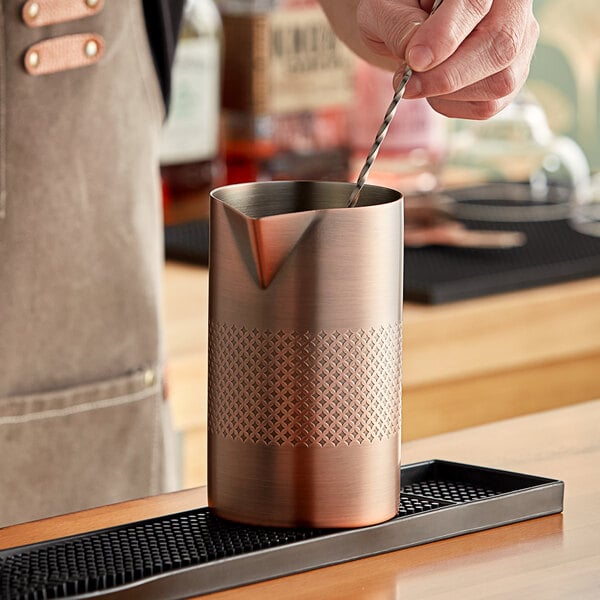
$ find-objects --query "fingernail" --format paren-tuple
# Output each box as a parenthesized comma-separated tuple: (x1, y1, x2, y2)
(397, 21, 422, 56)
(408, 45, 434, 71)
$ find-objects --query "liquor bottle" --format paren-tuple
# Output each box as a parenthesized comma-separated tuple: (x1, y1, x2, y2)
(160, 0, 222, 221)
(217, 0, 355, 184)
(350, 59, 448, 194)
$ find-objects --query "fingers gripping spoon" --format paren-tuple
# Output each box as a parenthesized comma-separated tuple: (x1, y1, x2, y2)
(347, 0, 444, 208)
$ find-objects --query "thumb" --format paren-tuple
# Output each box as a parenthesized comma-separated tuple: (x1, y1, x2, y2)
(356, 0, 428, 61)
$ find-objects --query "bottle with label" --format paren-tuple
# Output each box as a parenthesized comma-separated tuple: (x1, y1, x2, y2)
(217, 0, 355, 184)
(350, 59, 448, 194)
(160, 0, 222, 221)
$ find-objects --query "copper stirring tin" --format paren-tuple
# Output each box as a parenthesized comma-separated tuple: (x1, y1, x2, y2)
(208, 181, 403, 528)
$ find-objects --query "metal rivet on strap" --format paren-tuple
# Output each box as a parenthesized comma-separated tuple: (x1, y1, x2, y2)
(84, 39, 99, 58)
(27, 50, 40, 68)
(27, 2, 40, 19)
(144, 369, 157, 387)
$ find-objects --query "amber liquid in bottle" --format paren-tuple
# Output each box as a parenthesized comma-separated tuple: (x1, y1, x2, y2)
(218, 0, 354, 184)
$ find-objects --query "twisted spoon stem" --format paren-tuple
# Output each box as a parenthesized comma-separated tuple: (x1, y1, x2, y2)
(347, 0, 444, 208)
(347, 67, 413, 208)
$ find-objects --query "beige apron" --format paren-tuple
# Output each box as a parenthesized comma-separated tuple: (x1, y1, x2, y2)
(0, 0, 176, 526)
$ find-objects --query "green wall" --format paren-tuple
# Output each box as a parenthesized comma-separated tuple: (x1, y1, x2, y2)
(528, 0, 600, 171)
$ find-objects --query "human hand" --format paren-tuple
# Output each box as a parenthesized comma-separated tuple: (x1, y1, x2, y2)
(355, 0, 540, 119)
(319, 0, 539, 119)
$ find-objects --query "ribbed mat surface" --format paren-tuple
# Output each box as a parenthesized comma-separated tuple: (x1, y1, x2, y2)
(403, 218, 600, 303)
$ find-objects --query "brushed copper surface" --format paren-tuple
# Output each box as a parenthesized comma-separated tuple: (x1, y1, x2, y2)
(208, 436, 400, 528)
(209, 181, 402, 331)
(208, 181, 403, 528)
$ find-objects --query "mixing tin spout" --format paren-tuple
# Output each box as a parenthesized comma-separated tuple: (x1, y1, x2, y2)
(223, 204, 318, 289)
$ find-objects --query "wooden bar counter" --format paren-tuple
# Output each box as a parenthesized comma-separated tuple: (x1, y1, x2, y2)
(162, 262, 600, 488)
(2, 400, 599, 598)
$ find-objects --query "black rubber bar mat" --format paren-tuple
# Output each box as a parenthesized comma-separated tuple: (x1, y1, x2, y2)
(0, 460, 563, 600)
(403, 217, 600, 303)
(164, 219, 209, 266)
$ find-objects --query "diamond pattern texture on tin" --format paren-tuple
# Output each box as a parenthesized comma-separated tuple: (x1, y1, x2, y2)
(208, 322, 402, 447)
